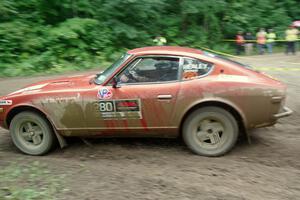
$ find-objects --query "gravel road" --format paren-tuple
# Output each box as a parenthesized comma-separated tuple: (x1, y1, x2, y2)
(0, 53, 299, 200)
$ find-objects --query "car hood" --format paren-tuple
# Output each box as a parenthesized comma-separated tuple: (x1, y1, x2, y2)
(7, 73, 95, 96)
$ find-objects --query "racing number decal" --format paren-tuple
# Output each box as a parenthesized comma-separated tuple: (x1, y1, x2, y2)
(97, 99, 142, 119)
(99, 101, 114, 112)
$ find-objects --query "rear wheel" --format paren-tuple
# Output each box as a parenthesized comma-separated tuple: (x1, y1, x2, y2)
(10, 112, 55, 155)
(183, 107, 239, 156)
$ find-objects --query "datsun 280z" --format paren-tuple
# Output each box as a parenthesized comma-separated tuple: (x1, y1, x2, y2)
(0, 46, 292, 156)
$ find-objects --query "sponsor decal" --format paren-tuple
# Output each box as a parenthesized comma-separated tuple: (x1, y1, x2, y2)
(43, 94, 80, 104)
(0, 100, 12, 106)
(183, 63, 209, 71)
(96, 99, 142, 119)
(182, 71, 198, 80)
(217, 75, 249, 82)
(97, 87, 113, 99)
(116, 100, 139, 111)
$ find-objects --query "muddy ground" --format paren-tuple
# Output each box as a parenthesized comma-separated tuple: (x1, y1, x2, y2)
(0, 53, 299, 200)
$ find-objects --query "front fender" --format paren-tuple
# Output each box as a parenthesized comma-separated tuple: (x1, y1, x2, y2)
(4, 103, 58, 130)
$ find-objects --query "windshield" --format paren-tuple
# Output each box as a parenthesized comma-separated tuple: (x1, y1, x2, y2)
(94, 53, 132, 84)
(203, 51, 252, 69)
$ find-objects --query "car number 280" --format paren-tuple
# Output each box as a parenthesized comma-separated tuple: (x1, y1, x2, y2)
(99, 101, 115, 112)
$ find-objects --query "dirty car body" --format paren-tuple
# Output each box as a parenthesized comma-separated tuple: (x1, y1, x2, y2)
(0, 46, 292, 156)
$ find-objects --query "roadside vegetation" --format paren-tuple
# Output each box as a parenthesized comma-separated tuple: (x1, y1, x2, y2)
(0, 161, 66, 200)
(0, 0, 299, 76)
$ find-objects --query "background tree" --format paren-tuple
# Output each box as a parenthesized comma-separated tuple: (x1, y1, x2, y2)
(0, 0, 299, 76)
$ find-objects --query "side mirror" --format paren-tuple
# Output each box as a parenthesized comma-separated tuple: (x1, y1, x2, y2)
(112, 77, 121, 88)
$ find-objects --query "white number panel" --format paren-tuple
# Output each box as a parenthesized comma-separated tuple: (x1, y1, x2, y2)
(97, 99, 142, 120)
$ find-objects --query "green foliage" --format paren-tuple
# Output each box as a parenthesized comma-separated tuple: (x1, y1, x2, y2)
(0, 161, 66, 200)
(0, 0, 298, 76)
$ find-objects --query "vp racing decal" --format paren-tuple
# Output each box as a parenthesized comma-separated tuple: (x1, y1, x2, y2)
(0, 100, 12, 105)
(97, 87, 113, 99)
(96, 99, 142, 119)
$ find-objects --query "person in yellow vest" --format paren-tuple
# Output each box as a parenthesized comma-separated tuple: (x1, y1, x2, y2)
(153, 36, 167, 46)
(266, 29, 276, 54)
(285, 25, 299, 55)
(256, 28, 267, 55)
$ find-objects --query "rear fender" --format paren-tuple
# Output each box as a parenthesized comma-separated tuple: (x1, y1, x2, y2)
(182, 97, 247, 127)
(179, 97, 250, 142)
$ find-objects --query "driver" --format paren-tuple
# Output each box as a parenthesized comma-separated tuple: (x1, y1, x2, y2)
(119, 70, 154, 83)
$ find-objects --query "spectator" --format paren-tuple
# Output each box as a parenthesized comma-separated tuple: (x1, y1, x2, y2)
(266, 29, 276, 54)
(244, 32, 254, 55)
(153, 36, 167, 46)
(235, 31, 245, 55)
(285, 25, 299, 55)
(256, 28, 267, 55)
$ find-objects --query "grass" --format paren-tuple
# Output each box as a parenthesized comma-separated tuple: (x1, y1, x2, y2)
(0, 161, 67, 200)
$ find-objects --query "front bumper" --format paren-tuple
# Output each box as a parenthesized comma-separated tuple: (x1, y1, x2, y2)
(273, 106, 293, 119)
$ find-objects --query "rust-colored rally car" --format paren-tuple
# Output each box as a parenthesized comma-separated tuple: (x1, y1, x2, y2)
(0, 46, 292, 156)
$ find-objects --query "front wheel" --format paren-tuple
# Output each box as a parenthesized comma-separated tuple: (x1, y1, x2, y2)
(10, 111, 55, 155)
(182, 107, 239, 156)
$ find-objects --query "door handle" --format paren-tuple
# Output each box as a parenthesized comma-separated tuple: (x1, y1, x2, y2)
(157, 95, 173, 100)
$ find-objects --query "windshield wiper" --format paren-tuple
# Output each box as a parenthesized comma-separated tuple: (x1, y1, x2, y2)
(89, 73, 102, 85)
(89, 76, 96, 85)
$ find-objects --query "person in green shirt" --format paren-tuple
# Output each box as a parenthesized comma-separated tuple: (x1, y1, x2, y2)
(153, 36, 167, 46)
(266, 29, 276, 54)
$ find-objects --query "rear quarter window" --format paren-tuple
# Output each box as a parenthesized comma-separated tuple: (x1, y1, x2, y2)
(182, 58, 213, 80)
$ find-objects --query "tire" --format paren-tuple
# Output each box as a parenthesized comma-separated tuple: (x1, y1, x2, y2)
(182, 106, 239, 157)
(10, 111, 55, 155)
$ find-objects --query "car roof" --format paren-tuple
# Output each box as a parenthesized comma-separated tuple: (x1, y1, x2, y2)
(127, 46, 252, 72)
(127, 46, 204, 57)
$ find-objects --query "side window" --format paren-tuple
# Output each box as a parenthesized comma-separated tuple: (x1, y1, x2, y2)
(182, 58, 213, 80)
(118, 57, 179, 84)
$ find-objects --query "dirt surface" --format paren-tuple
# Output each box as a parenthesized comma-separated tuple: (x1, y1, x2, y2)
(0, 53, 299, 200)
